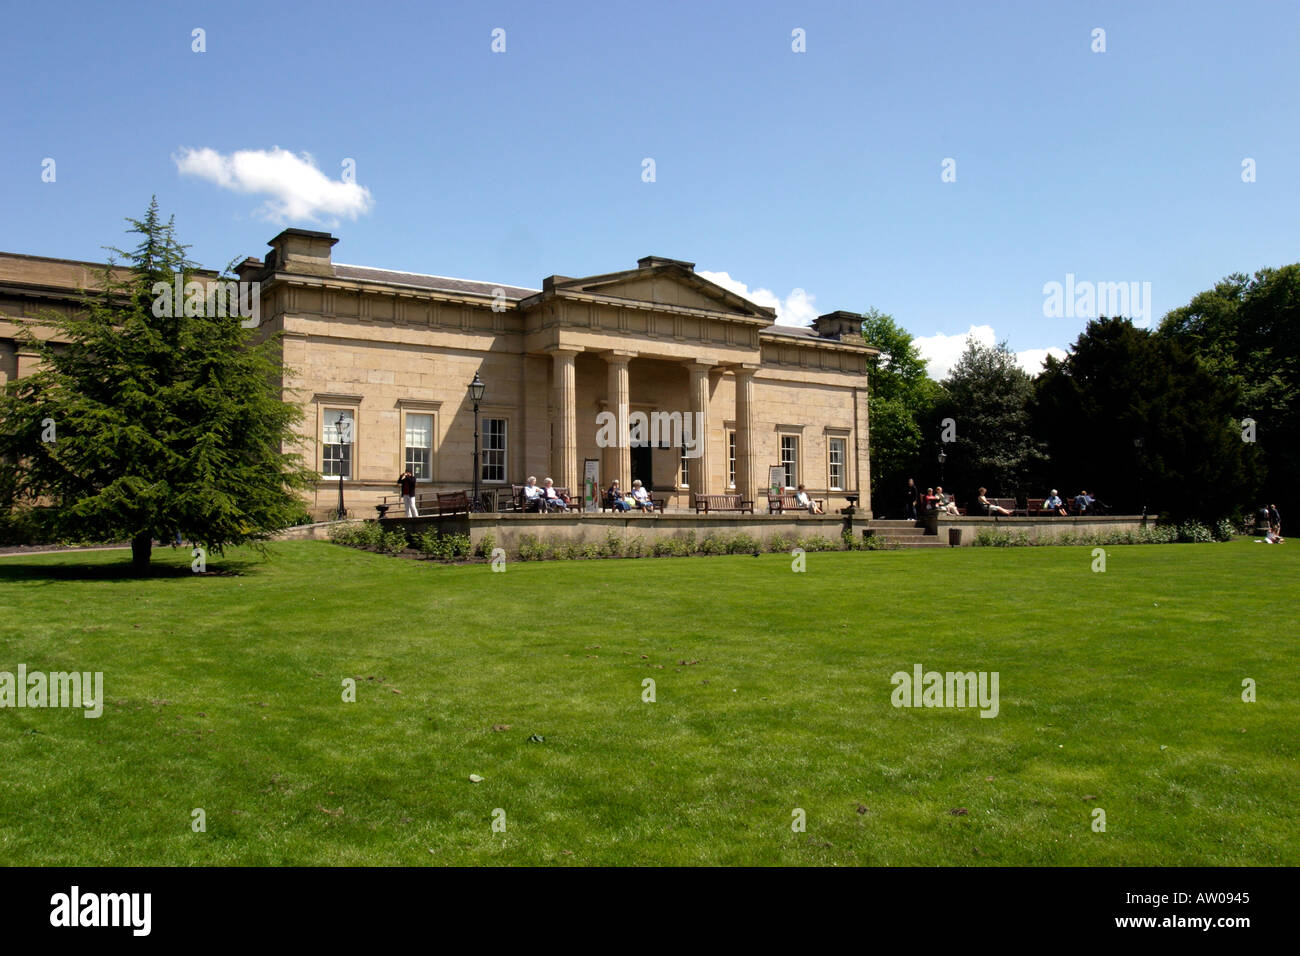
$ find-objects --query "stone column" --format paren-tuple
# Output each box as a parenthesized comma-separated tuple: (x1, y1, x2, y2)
(687, 362, 714, 497)
(550, 349, 579, 492)
(734, 365, 758, 504)
(605, 351, 633, 490)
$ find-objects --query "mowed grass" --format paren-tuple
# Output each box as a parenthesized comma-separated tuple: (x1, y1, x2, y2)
(0, 537, 1296, 866)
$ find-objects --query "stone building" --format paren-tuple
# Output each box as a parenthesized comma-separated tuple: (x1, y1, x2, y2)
(1, 229, 876, 517)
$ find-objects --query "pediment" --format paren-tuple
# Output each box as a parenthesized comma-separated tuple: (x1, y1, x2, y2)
(557, 266, 773, 320)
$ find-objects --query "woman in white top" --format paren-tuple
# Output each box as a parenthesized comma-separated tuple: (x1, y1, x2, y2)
(795, 484, 823, 514)
(631, 480, 655, 512)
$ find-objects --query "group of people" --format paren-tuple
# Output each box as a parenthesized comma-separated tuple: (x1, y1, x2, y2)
(1260, 503, 1284, 543)
(523, 476, 573, 512)
(905, 480, 960, 517)
(604, 479, 656, 512)
(904, 478, 1110, 518)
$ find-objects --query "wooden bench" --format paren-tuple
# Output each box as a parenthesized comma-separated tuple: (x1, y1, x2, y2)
(767, 493, 824, 514)
(695, 494, 753, 514)
(602, 493, 666, 512)
(436, 491, 471, 515)
(517, 485, 582, 513)
(978, 497, 1016, 516)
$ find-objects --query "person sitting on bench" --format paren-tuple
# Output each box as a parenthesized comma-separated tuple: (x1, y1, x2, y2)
(606, 479, 631, 511)
(978, 487, 1011, 515)
(522, 476, 544, 512)
(1074, 490, 1095, 514)
(541, 477, 568, 512)
(631, 480, 655, 511)
(1043, 490, 1067, 516)
(796, 484, 823, 514)
(935, 486, 960, 515)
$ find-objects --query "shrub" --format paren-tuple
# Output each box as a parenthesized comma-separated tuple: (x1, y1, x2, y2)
(473, 532, 496, 559)
(799, 535, 839, 552)
(726, 533, 761, 554)
(973, 528, 1013, 547)
(603, 531, 624, 558)
(699, 533, 726, 555)
(378, 529, 409, 555)
(417, 531, 471, 560)
(766, 533, 793, 554)
(1176, 520, 1215, 544)
(624, 535, 645, 557)
(1213, 518, 1236, 542)
(516, 534, 544, 561)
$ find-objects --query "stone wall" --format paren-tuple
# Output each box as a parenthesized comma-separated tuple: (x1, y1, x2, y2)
(926, 513, 1156, 545)
(378, 512, 855, 552)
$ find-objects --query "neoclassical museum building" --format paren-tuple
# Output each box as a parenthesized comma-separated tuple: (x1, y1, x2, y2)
(0, 228, 877, 518)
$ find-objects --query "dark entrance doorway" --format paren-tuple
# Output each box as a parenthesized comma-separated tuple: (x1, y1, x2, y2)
(630, 445, 652, 488)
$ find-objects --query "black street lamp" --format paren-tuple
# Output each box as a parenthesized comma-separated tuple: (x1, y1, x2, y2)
(469, 373, 486, 512)
(335, 411, 351, 520)
(937, 448, 947, 486)
(1133, 437, 1146, 518)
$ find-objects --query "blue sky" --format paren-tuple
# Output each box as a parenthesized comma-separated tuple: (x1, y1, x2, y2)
(3, 0, 1297, 377)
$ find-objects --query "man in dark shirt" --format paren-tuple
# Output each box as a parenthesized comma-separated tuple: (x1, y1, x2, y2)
(905, 478, 919, 520)
(399, 470, 418, 517)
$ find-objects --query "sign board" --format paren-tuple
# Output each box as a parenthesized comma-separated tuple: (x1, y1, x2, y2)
(584, 458, 600, 509)
(768, 465, 786, 496)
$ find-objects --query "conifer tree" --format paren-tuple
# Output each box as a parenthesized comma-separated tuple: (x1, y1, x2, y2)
(0, 199, 316, 571)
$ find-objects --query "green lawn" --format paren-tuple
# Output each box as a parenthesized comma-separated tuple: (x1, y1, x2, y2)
(0, 538, 1295, 866)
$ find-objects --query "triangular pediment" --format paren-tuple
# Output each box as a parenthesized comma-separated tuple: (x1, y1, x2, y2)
(554, 263, 775, 321)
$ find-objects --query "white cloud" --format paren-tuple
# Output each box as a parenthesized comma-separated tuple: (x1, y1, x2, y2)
(1015, 346, 1069, 375)
(912, 324, 1067, 379)
(698, 270, 817, 326)
(174, 146, 373, 223)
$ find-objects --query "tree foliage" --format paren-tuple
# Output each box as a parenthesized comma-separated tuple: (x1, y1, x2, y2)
(935, 337, 1041, 504)
(1158, 265, 1299, 503)
(1031, 318, 1256, 521)
(860, 308, 940, 513)
(0, 199, 317, 570)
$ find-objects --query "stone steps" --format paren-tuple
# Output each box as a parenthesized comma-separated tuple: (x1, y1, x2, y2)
(866, 520, 949, 549)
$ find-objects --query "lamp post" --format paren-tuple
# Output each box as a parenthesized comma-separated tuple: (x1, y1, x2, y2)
(335, 411, 351, 520)
(469, 373, 486, 512)
(1133, 437, 1145, 519)
(938, 448, 947, 487)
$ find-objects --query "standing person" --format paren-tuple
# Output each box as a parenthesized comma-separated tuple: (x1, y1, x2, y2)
(905, 478, 919, 520)
(1269, 503, 1281, 534)
(399, 469, 418, 518)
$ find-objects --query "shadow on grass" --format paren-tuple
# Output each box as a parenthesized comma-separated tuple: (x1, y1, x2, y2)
(0, 556, 265, 583)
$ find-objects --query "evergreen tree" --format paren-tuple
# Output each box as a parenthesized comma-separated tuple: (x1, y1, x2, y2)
(936, 337, 1041, 506)
(1031, 318, 1255, 521)
(0, 199, 316, 570)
